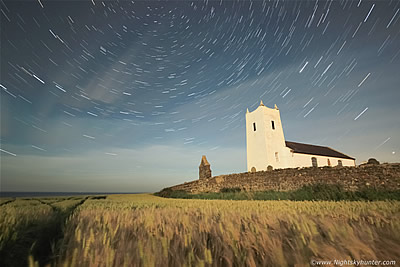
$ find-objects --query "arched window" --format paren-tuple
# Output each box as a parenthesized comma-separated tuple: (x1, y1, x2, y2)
(338, 160, 343, 167)
(311, 157, 318, 167)
(327, 159, 331, 166)
(275, 152, 279, 162)
(251, 167, 256, 172)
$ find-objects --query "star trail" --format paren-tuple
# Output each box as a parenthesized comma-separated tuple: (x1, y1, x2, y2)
(1, 0, 399, 192)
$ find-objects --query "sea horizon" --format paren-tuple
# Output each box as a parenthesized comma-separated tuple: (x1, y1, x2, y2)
(0, 191, 147, 198)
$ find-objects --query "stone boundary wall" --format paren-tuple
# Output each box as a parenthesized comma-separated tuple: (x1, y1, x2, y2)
(163, 163, 400, 194)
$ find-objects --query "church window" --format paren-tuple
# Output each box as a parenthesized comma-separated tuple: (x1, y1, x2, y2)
(338, 160, 343, 167)
(311, 157, 318, 167)
(327, 159, 331, 166)
(275, 152, 279, 162)
(253, 122, 256, 131)
(251, 167, 256, 172)
(271, 120, 275, 130)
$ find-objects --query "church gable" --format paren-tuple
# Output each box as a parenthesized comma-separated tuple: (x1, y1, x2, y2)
(285, 141, 355, 160)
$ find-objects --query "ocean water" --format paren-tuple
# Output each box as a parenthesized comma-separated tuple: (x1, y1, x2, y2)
(0, 192, 143, 198)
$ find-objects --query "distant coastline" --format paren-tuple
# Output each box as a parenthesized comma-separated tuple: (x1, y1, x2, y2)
(0, 192, 145, 198)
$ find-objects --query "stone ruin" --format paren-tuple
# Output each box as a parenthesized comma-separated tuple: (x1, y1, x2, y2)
(199, 155, 212, 179)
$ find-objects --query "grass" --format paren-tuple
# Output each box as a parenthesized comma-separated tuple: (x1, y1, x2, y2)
(1, 194, 399, 266)
(0, 198, 15, 206)
(0, 196, 89, 266)
(156, 184, 400, 201)
(58, 195, 400, 266)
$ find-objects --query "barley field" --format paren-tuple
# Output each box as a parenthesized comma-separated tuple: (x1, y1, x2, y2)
(1, 194, 399, 267)
(0, 196, 88, 266)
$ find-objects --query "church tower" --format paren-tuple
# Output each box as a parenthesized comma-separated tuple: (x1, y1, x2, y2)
(246, 101, 291, 171)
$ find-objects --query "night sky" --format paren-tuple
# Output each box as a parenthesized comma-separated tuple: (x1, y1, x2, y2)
(1, 0, 399, 192)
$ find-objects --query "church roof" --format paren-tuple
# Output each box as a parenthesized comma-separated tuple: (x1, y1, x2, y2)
(285, 141, 355, 160)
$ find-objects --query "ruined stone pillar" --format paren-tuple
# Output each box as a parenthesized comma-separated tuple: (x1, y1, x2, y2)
(199, 155, 212, 179)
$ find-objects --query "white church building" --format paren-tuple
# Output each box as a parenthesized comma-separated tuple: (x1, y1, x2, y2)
(246, 101, 355, 172)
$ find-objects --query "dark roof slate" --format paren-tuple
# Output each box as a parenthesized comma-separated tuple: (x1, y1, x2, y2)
(285, 141, 355, 160)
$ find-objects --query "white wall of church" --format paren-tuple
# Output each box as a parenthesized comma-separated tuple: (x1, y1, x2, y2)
(246, 102, 356, 172)
(291, 153, 356, 168)
(246, 103, 292, 172)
